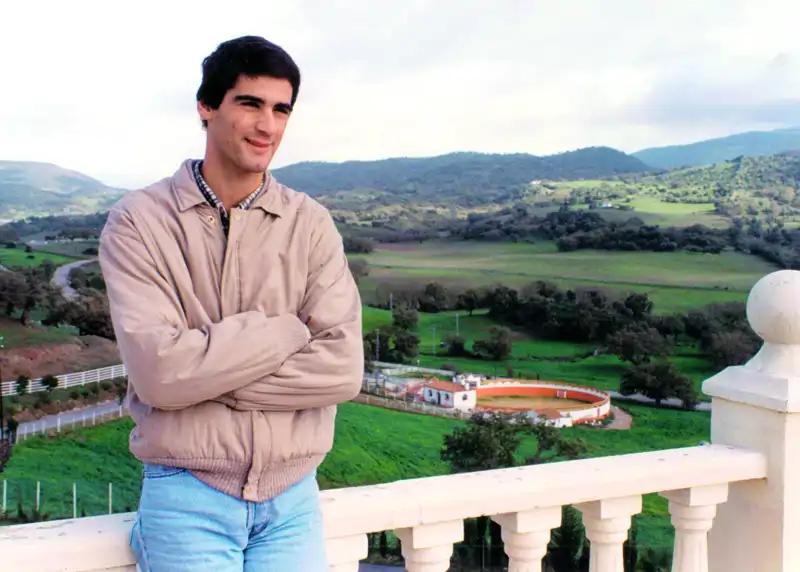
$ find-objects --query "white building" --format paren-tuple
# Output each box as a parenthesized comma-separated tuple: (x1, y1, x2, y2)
(422, 380, 477, 411)
(453, 373, 486, 387)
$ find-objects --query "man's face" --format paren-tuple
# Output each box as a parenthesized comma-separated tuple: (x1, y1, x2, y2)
(198, 75, 294, 174)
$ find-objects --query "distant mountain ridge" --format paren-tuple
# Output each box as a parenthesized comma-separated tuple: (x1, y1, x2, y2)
(0, 161, 126, 220)
(9, 126, 800, 219)
(272, 146, 651, 206)
(632, 127, 800, 169)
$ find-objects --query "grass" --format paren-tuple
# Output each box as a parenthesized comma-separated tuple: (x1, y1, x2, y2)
(1, 402, 707, 552)
(364, 306, 718, 397)
(354, 240, 772, 314)
(0, 247, 77, 268)
(550, 181, 733, 228)
(29, 240, 98, 259)
(0, 316, 76, 348)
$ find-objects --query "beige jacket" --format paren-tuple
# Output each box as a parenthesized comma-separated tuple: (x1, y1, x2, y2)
(99, 159, 363, 502)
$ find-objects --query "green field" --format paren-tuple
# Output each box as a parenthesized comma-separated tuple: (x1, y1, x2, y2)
(354, 240, 774, 314)
(363, 307, 717, 396)
(0, 316, 76, 348)
(1, 401, 708, 551)
(0, 247, 77, 268)
(29, 240, 98, 259)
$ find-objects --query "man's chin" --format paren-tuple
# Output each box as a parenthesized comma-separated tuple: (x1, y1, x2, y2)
(240, 156, 273, 174)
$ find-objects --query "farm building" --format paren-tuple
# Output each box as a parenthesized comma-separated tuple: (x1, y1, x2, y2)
(421, 380, 477, 411)
(453, 373, 486, 387)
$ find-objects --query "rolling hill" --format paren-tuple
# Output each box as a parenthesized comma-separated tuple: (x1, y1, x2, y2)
(272, 147, 652, 207)
(0, 161, 126, 220)
(632, 127, 800, 169)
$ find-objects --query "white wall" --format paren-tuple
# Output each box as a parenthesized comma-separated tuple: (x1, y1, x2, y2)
(453, 390, 477, 412)
(479, 381, 610, 425)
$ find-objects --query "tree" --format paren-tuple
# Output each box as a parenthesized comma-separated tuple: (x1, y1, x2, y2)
(392, 329, 420, 360)
(43, 291, 114, 339)
(522, 420, 587, 465)
(544, 506, 589, 572)
(0, 269, 49, 326)
(706, 330, 760, 368)
(363, 326, 419, 365)
(392, 304, 418, 331)
(41, 374, 59, 392)
(636, 547, 671, 571)
(441, 412, 589, 570)
(606, 323, 672, 365)
(441, 411, 521, 473)
(444, 333, 468, 357)
(472, 325, 513, 361)
(619, 360, 698, 409)
(418, 282, 448, 313)
(455, 289, 481, 316)
(623, 518, 638, 572)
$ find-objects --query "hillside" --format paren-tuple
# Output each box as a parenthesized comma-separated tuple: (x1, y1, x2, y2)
(0, 161, 126, 220)
(273, 147, 652, 208)
(558, 153, 800, 225)
(632, 127, 800, 169)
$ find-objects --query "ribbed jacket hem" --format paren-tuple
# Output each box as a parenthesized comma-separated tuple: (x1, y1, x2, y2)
(145, 454, 325, 502)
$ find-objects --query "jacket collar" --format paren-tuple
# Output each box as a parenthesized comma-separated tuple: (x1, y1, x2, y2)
(171, 159, 284, 217)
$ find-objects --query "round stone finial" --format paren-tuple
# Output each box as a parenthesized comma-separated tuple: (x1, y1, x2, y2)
(747, 270, 800, 345)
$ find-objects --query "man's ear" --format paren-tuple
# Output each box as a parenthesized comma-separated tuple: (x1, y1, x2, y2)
(197, 100, 213, 124)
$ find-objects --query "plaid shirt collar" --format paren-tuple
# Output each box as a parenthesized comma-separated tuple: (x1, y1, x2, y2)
(192, 160, 267, 233)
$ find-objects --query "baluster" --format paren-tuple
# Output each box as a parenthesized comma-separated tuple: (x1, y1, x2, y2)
(394, 520, 463, 572)
(575, 495, 641, 572)
(325, 533, 368, 572)
(492, 506, 562, 571)
(661, 483, 728, 572)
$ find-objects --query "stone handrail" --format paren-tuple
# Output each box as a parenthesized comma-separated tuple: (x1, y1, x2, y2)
(3, 268, 800, 571)
(0, 445, 767, 572)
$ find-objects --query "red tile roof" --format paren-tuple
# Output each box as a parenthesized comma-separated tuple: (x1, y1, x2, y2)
(426, 380, 469, 393)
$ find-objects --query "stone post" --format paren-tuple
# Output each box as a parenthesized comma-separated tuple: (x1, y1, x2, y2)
(704, 269, 800, 572)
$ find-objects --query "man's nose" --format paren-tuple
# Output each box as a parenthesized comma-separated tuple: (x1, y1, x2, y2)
(255, 111, 276, 134)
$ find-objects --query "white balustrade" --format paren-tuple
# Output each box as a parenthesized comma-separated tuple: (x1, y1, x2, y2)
(492, 507, 562, 571)
(0, 445, 766, 572)
(576, 495, 642, 572)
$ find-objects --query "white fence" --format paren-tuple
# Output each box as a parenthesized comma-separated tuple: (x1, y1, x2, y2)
(14, 405, 126, 441)
(370, 361, 454, 376)
(1, 478, 121, 520)
(0, 364, 127, 397)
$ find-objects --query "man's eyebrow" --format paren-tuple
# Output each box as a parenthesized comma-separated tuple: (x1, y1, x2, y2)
(234, 94, 292, 112)
(234, 94, 265, 105)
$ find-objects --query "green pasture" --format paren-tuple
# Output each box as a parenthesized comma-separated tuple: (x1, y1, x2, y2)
(0, 247, 76, 268)
(354, 240, 772, 314)
(1, 402, 707, 552)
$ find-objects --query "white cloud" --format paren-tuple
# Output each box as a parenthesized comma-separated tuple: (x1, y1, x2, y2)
(1, 0, 799, 188)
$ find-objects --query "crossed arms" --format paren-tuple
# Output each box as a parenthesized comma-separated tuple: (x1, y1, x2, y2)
(99, 203, 364, 411)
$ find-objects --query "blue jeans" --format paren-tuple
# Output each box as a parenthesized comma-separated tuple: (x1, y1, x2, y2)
(130, 463, 327, 571)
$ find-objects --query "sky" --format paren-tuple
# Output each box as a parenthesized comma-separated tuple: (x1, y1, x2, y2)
(2, 0, 799, 189)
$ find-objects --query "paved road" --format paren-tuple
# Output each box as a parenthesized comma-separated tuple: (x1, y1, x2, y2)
(606, 390, 710, 411)
(17, 399, 121, 436)
(51, 258, 97, 300)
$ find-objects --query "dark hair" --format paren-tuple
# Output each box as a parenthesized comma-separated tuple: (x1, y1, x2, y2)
(196, 35, 301, 127)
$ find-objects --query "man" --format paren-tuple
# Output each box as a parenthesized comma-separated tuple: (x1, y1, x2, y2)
(99, 36, 363, 571)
